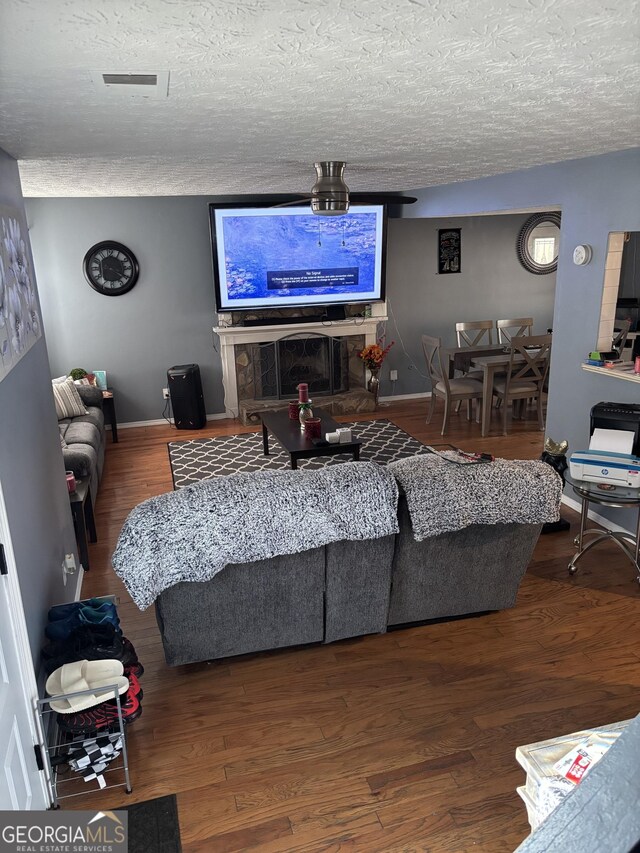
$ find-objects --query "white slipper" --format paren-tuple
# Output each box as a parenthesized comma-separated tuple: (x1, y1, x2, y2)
(45, 659, 129, 714)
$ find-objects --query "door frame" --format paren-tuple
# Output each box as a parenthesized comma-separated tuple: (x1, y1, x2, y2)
(0, 481, 51, 807)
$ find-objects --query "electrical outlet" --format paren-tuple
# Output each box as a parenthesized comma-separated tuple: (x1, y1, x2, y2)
(162, 387, 170, 400)
(61, 554, 75, 585)
(389, 370, 398, 381)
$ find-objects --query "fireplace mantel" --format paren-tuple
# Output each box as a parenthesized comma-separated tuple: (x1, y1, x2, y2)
(213, 315, 385, 417)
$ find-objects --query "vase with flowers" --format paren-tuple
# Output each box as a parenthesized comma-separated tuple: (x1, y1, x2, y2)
(359, 338, 394, 406)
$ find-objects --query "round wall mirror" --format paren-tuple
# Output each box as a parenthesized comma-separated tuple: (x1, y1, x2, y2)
(516, 212, 561, 275)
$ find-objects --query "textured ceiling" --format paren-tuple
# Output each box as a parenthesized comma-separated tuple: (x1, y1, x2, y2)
(1, 0, 638, 197)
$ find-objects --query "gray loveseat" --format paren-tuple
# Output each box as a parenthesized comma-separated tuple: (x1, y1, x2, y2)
(59, 385, 106, 504)
(154, 491, 541, 666)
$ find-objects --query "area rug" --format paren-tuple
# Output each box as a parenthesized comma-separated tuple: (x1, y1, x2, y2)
(168, 418, 428, 488)
(119, 793, 182, 853)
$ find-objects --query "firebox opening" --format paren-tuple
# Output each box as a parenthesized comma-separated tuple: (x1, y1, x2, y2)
(255, 334, 349, 400)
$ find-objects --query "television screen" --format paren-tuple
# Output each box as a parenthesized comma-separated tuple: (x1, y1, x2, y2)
(210, 205, 386, 311)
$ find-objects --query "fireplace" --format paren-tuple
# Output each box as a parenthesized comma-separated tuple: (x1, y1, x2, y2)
(252, 334, 349, 400)
(235, 333, 365, 406)
(213, 312, 384, 423)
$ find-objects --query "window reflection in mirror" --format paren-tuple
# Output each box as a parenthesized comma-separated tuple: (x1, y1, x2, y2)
(532, 235, 557, 265)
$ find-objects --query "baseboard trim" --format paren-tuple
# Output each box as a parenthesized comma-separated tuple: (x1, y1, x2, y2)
(561, 494, 633, 535)
(119, 412, 230, 429)
(379, 391, 431, 402)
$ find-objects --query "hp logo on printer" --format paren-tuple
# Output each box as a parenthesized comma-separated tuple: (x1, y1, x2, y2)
(601, 468, 609, 475)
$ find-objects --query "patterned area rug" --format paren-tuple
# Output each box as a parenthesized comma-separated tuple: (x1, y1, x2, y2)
(168, 419, 428, 488)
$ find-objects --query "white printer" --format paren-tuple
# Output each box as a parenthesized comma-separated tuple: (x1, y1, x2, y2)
(569, 449, 640, 488)
(569, 402, 640, 488)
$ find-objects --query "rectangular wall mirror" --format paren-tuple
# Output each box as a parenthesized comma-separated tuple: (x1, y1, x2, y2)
(598, 231, 639, 357)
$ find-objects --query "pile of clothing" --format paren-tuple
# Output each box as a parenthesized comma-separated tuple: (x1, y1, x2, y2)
(43, 598, 143, 735)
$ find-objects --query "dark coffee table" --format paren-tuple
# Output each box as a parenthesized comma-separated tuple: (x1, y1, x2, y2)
(260, 408, 361, 469)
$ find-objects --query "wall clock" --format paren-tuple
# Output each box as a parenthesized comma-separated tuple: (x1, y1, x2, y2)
(83, 241, 139, 296)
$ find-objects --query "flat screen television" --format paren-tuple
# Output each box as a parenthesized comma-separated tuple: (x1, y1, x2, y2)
(209, 204, 387, 312)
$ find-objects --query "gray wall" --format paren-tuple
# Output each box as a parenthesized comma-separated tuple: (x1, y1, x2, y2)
(26, 199, 555, 415)
(404, 147, 640, 530)
(26, 197, 224, 424)
(0, 148, 77, 663)
(383, 214, 556, 396)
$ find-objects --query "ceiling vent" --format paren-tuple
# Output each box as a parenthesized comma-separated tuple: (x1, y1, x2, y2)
(102, 74, 158, 86)
(90, 71, 170, 99)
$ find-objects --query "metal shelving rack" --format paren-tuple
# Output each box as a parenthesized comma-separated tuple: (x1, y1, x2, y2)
(35, 685, 132, 807)
(35, 593, 133, 807)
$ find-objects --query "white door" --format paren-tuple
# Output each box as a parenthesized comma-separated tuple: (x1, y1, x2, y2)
(0, 484, 48, 809)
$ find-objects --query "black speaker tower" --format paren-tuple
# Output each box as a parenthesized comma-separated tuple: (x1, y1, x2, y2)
(167, 364, 206, 430)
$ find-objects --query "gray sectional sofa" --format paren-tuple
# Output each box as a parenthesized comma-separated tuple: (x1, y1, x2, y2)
(59, 385, 106, 504)
(154, 491, 541, 666)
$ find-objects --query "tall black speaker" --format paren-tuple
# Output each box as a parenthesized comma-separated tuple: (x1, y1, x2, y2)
(167, 364, 206, 430)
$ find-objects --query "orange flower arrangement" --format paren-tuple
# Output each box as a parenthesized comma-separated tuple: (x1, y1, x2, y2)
(359, 338, 395, 371)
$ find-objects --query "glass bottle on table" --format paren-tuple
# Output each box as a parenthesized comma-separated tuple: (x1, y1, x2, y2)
(299, 400, 314, 432)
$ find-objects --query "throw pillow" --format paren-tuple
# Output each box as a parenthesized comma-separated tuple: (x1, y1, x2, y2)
(52, 378, 88, 420)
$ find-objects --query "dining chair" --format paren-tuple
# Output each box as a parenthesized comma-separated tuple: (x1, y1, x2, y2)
(422, 335, 483, 435)
(492, 334, 552, 434)
(496, 317, 534, 344)
(453, 320, 495, 410)
(455, 320, 495, 347)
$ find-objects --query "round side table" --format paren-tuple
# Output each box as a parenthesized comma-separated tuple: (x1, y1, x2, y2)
(566, 476, 640, 583)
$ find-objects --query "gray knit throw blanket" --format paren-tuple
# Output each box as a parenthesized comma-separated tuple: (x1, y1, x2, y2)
(388, 453, 562, 541)
(112, 462, 399, 610)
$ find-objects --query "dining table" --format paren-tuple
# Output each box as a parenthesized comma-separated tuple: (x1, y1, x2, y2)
(470, 352, 529, 437)
(443, 344, 506, 379)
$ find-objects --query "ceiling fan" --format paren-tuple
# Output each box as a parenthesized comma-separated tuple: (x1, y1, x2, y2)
(276, 162, 417, 216)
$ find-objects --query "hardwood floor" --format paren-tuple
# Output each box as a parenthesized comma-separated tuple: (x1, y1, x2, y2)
(69, 400, 640, 851)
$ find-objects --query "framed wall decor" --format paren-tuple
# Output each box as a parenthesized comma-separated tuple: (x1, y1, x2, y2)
(93, 370, 107, 390)
(0, 205, 43, 384)
(438, 228, 461, 274)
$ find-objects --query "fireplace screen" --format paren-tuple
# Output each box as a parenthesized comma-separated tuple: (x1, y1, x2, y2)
(254, 334, 349, 399)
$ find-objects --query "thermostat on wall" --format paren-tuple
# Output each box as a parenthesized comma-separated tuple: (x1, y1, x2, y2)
(573, 244, 593, 265)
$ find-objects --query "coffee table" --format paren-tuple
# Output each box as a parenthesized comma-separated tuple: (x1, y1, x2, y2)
(260, 408, 361, 469)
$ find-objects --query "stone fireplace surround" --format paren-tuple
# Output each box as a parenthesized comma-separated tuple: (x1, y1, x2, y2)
(214, 307, 386, 424)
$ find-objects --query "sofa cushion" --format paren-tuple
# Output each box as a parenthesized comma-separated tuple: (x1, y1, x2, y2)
(76, 385, 104, 408)
(73, 406, 105, 431)
(64, 420, 102, 452)
(435, 378, 482, 394)
(493, 378, 538, 394)
(62, 443, 97, 479)
(52, 378, 88, 419)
